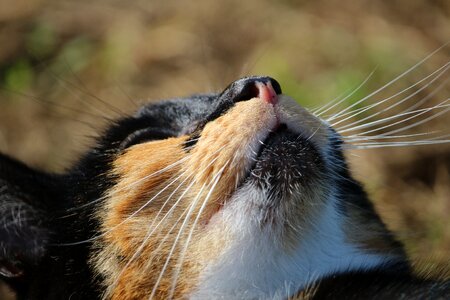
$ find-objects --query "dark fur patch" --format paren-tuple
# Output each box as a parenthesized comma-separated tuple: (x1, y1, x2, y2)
(0, 76, 448, 299)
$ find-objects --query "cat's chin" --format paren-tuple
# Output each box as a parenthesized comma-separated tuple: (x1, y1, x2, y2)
(246, 123, 324, 192)
(207, 124, 329, 229)
(197, 96, 331, 223)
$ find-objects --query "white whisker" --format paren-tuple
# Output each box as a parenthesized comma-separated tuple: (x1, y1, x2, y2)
(66, 155, 191, 212)
(58, 169, 189, 246)
(333, 62, 450, 130)
(168, 163, 228, 299)
(149, 178, 212, 299)
(387, 75, 450, 119)
(344, 131, 442, 142)
(339, 100, 450, 136)
(347, 139, 450, 149)
(330, 61, 450, 127)
(328, 63, 449, 123)
(58, 145, 228, 246)
(109, 173, 197, 292)
(314, 67, 377, 117)
(351, 100, 450, 137)
(425, 133, 450, 141)
(326, 45, 448, 122)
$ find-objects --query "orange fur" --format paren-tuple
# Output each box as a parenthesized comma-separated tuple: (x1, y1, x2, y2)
(93, 96, 401, 299)
(182, 98, 277, 220)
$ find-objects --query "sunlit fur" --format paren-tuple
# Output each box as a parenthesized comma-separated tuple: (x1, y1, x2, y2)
(1, 62, 448, 300)
(93, 95, 405, 299)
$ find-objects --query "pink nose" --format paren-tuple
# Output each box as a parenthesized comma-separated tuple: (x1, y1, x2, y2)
(256, 81, 278, 105)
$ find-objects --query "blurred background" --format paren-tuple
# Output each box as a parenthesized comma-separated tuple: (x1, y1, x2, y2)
(0, 0, 449, 298)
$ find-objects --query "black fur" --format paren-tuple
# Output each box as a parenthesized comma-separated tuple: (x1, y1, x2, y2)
(0, 91, 223, 299)
(309, 265, 450, 299)
(0, 76, 448, 299)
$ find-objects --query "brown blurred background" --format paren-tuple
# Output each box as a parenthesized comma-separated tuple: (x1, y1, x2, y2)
(0, 0, 449, 298)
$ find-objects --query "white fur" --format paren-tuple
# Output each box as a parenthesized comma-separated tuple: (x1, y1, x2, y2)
(187, 97, 393, 299)
(190, 186, 394, 299)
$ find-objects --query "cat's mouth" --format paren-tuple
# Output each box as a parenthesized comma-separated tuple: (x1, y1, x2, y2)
(203, 117, 327, 226)
(245, 122, 324, 196)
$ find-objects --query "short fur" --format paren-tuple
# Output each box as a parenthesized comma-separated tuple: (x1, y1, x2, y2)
(0, 76, 448, 299)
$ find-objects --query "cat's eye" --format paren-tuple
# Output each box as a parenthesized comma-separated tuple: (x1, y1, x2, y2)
(119, 127, 176, 149)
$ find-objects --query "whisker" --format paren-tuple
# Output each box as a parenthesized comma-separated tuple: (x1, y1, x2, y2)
(347, 100, 450, 137)
(321, 105, 369, 121)
(311, 89, 351, 115)
(346, 139, 450, 149)
(141, 150, 230, 272)
(97, 145, 229, 293)
(58, 58, 129, 116)
(339, 100, 450, 136)
(328, 64, 449, 123)
(306, 124, 324, 142)
(48, 69, 121, 119)
(425, 133, 450, 141)
(379, 104, 450, 137)
(57, 144, 228, 245)
(326, 45, 448, 122)
(1, 86, 106, 120)
(110, 174, 198, 293)
(397, 76, 450, 114)
(114, 81, 139, 108)
(344, 75, 449, 137)
(141, 192, 197, 270)
(168, 163, 228, 299)
(344, 131, 442, 142)
(56, 170, 189, 246)
(65, 155, 192, 212)
(332, 62, 450, 129)
(149, 176, 214, 299)
(314, 67, 377, 117)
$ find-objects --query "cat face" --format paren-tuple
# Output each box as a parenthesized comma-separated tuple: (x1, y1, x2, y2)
(93, 76, 398, 299)
(0, 76, 405, 300)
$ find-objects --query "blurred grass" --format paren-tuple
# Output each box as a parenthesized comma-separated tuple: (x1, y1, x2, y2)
(0, 0, 449, 297)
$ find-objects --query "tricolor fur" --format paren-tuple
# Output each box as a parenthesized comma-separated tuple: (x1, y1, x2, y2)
(0, 76, 448, 299)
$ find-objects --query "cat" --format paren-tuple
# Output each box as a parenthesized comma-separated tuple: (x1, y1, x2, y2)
(0, 74, 449, 299)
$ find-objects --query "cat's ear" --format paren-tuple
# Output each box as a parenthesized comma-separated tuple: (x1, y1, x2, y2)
(0, 154, 61, 280)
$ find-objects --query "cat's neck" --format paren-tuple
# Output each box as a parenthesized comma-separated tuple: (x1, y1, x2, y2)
(191, 193, 404, 299)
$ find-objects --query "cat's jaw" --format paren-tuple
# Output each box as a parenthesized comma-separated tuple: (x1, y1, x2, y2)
(96, 82, 407, 299)
(181, 95, 332, 223)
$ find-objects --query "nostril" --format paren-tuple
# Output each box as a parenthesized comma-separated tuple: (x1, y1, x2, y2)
(230, 76, 282, 103)
(204, 76, 282, 126)
(268, 78, 282, 95)
(234, 82, 260, 103)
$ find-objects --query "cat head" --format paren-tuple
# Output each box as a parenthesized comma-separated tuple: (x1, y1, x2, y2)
(0, 76, 405, 299)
